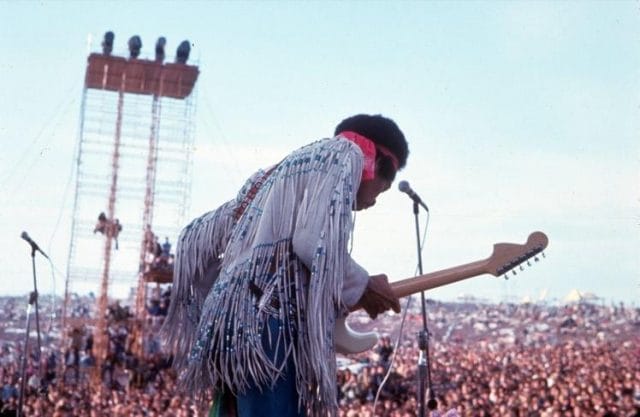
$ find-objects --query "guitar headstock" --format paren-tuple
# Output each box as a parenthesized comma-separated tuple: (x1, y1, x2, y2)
(485, 231, 549, 277)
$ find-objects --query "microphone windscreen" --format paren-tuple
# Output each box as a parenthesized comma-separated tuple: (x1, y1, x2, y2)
(398, 180, 410, 192)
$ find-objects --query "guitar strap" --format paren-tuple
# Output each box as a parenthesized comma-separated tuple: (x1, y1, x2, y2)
(232, 164, 278, 221)
(231, 162, 308, 313)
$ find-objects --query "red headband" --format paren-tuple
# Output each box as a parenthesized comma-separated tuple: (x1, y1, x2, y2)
(339, 131, 399, 180)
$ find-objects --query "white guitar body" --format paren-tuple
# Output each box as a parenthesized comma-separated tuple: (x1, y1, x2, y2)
(334, 317, 379, 354)
(333, 231, 548, 355)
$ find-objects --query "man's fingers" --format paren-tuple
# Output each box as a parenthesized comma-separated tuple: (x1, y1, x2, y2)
(367, 275, 400, 313)
(358, 275, 402, 319)
(392, 296, 401, 313)
(362, 293, 386, 320)
(363, 303, 379, 320)
(371, 290, 400, 314)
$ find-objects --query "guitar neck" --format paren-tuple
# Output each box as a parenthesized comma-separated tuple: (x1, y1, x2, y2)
(391, 259, 489, 298)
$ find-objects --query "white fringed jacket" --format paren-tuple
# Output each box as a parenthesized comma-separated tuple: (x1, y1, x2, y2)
(164, 136, 371, 415)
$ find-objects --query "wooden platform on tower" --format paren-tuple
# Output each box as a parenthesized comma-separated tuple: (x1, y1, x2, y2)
(85, 54, 199, 98)
(143, 268, 173, 284)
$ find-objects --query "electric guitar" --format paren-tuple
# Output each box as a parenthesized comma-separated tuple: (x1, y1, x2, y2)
(334, 231, 549, 354)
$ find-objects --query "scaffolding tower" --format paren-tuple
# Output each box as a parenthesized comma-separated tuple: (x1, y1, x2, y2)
(63, 38, 199, 386)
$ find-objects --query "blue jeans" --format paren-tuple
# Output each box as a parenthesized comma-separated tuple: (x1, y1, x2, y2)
(215, 316, 305, 417)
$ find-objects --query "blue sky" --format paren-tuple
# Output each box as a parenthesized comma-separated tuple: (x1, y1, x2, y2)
(0, 1, 638, 304)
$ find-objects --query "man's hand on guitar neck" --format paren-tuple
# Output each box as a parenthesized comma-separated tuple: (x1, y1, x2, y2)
(353, 274, 401, 319)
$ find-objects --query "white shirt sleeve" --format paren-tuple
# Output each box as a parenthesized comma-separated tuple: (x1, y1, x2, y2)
(342, 257, 370, 307)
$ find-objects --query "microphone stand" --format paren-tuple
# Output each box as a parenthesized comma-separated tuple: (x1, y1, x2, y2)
(17, 292, 37, 417)
(17, 244, 44, 417)
(28, 245, 43, 361)
(411, 200, 437, 417)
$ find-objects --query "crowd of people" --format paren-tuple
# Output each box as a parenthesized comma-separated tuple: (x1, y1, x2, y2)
(0, 293, 207, 417)
(0, 294, 637, 416)
(335, 300, 639, 417)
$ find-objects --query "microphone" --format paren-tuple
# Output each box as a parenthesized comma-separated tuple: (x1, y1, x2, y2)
(398, 180, 429, 212)
(20, 232, 50, 259)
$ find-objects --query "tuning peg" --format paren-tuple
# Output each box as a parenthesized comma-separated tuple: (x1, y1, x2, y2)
(534, 256, 539, 262)
(503, 274, 509, 281)
(512, 270, 517, 276)
(519, 265, 524, 271)
(527, 261, 532, 267)
(542, 252, 546, 258)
